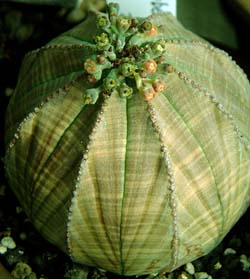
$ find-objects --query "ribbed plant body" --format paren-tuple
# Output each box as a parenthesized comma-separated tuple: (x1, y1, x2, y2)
(4, 3, 250, 276)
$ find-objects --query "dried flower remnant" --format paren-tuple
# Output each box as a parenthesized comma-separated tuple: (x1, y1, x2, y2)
(84, 59, 97, 75)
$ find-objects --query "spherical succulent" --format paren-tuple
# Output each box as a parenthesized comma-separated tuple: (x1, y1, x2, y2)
(4, 2, 250, 276)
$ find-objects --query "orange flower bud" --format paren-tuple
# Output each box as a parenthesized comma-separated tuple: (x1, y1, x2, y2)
(147, 26, 158, 36)
(144, 60, 157, 74)
(153, 81, 166, 93)
(142, 86, 156, 101)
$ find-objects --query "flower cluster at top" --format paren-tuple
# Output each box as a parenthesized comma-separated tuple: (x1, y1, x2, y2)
(83, 2, 167, 104)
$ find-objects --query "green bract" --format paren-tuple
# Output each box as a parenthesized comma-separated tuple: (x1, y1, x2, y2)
(4, 2, 250, 277)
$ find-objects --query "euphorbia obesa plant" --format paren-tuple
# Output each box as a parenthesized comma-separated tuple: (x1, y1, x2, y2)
(4, 2, 250, 276)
